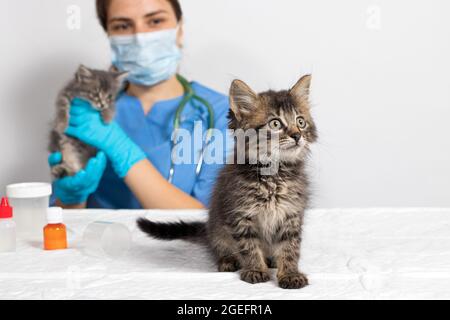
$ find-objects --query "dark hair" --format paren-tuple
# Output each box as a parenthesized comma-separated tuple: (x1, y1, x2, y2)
(96, 0, 183, 31)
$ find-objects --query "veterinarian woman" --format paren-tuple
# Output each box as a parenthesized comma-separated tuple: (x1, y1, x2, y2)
(48, 0, 229, 209)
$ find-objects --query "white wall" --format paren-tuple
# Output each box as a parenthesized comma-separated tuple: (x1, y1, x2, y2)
(1, 0, 449, 208)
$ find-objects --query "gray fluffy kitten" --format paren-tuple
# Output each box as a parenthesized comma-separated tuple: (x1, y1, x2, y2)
(138, 75, 317, 289)
(49, 65, 127, 178)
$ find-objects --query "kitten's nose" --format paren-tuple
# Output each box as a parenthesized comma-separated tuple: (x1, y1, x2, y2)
(291, 133, 302, 143)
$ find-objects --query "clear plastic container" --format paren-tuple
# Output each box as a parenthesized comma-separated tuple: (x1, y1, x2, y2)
(82, 221, 132, 259)
(6, 183, 52, 239)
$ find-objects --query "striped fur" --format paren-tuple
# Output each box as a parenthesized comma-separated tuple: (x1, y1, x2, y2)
(48, 65, 127, 178)
(138, 75, 317, 289)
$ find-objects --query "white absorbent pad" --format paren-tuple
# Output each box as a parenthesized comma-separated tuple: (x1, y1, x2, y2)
(0, 208, 449, 300)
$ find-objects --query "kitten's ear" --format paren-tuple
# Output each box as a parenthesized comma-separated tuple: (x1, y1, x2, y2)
(290, 74, 312, 102)
(114, 71, 129, 83)
(108, 65, 128, 83)
(76, 65, 93, 78)
(229, 79, 258, 121)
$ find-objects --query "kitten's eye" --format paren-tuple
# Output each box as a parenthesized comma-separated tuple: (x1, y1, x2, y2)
(297, 116, 307, 129)
(269, 119, 283, 130)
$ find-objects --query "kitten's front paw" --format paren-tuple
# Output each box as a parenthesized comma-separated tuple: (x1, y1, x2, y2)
(240, 270, 271, 284)
(218, 257, 241, 272)
(51, 164, 69, 179)
(278, 272, 309, 289)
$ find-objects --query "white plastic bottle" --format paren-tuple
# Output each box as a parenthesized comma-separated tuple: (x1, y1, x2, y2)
(0, 197, 16, 252)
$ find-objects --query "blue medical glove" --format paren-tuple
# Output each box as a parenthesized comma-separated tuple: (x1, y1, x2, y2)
(65, 98, 147, 178)
(48, 151, 107, 205)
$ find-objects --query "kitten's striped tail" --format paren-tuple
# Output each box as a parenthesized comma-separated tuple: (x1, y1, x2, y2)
(137, 218, 207, 243)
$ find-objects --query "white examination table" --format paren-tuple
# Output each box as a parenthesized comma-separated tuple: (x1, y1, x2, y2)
(1, 208, 449, 300)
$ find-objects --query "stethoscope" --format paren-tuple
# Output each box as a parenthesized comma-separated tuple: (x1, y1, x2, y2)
(168, 75, 215, 184)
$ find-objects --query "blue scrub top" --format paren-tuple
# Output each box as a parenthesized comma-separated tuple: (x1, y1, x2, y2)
(86, 81, 230, 209)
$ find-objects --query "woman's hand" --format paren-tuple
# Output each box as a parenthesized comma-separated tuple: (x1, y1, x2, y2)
(65, 98, 146, 178)
(49, 151, 107, 205)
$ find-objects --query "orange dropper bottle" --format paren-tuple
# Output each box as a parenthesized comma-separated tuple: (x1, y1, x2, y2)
(43, 207, 67, 250)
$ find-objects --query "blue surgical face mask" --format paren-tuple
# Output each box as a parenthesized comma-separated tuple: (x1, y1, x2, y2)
(109, 28, 182, 86)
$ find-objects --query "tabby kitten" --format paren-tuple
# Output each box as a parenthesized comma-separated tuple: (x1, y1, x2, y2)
(137, 75, 317, 289)
(49, 65, 127, 178)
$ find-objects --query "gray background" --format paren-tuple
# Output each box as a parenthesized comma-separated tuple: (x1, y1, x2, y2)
(1, 0, 449, 207)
